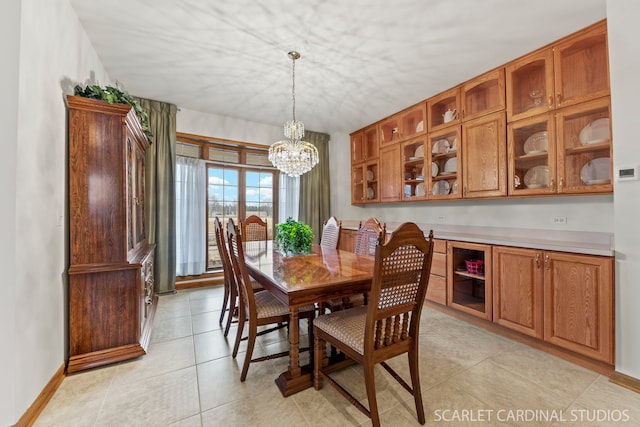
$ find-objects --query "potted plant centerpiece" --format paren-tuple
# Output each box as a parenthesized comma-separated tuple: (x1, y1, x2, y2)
(275, 218, 313, 256)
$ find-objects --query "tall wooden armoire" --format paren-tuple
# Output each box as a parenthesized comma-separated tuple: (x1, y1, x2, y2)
(66, 95, 157, 373)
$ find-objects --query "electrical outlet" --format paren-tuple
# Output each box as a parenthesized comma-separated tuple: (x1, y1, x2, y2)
(436, 215, 446, 222)
(552, 216, 567, 225)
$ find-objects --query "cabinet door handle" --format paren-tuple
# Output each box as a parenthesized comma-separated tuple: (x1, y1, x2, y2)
(549, 179, 555, 192)
(556, 93, 562, 106)
(548, 96, 554, 108)
(544, 255, 550, 270)
(535, 254, 541, 268)
(559, 178, 564, 192)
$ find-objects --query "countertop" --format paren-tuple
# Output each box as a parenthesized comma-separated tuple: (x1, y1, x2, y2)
(341, 220, 614, 257)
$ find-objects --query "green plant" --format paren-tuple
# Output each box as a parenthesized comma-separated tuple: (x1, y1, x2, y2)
(73, 84, 152, 140)
(275, 218, 313, 255)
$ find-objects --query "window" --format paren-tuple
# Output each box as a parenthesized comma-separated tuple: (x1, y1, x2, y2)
(177, 133, 279, 272)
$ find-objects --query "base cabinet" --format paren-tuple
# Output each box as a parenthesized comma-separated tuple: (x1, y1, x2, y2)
(493, 246, 544, 338)
(493, 246, 613, 363)
(543, 251, 614, 363)
(426, 240, 447, 305)
(447, 241, 492, 320)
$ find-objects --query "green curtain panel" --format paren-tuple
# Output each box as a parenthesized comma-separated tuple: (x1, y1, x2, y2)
(135, 97, 177, 294)
(299, 131, 331, 243)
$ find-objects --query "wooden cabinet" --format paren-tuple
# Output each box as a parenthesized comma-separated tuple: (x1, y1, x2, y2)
(379, 114, 401, 147)
(426, 239, 447, 305)
(461, 111, 507, 198)
(67, 95, 157, 373)
(338, 228, 357, 252)
(401, 136, 427, 200)
(556, 97, 612, 194)
(352, 161, 379, 204)
(428, 126, 461, 200)
(543, 251, 614, 363)
(427, 87, 461, 132)
(506, 21, 609, 122)
(447, 241, 492, 320)
(493, 245, 613, 363)
(399, 103, 426, 141)
(379, 144, 402, 202)
(351, 124, 379, 164)
(461, 68, 506, 122)
(493, 246, 544, 338)
(508, 113, 557, 195)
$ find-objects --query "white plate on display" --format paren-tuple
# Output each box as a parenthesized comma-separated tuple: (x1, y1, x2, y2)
(416, 120, 424, 133)
(452, 180, 458, 194)
(416, 183, 425, 197)
(414, 145, 424, 158)
(579, 118, 610, 145)
(580, 157, 610, 185)
(367, 186, 374, 199)
(431, 162, 438, 177)
(432, 139, 450, 154)
(443, 157, 457, 174)
(523, 131, 548, 154)
(432, 180, 450, 195)
(367, 170, 374, 181)
(524, 165, 549, 188)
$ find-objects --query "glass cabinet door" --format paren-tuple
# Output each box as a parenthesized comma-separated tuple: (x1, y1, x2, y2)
(401, 137, 426, 200)
(506, 49, 554, 122)
(399, 103, 426, 141)
(461, 68, 506, 122)
(427, 87, 461, 132)
(428, 127, 461, 200)
(508, 113, 557, 195)
(556, 97, 612, 194)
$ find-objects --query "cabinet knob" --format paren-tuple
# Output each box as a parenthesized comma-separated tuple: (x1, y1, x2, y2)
(548, 96, 554, 108)
(544, 255, 551, 270)
(549, 179, 555, 192)
(535, 253, 541, 268)
(556, 93, 562, 106)
(559, 178, 564, 192)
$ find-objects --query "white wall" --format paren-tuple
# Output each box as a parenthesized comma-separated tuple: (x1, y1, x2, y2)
(4, 0, 112, 422)
(0, 1, 21, 424)
(607, 0, 640, 379)
(178, 108, 282, 146)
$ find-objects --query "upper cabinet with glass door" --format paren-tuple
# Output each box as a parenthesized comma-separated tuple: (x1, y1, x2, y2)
(461, 68, 506, 122)
(351, 123, 379, 164)
(399, 103, 427, 141)
(506, 20, 609, 123)
(428, 87, 461, 132)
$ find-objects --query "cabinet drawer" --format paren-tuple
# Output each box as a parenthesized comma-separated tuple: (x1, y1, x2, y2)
(426, 274, 447, 305)
(433, 239, 447, 254)
(431, 252, 447, 277)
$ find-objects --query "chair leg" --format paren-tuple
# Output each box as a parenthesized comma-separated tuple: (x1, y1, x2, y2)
(219, 279, 229, 325)
(363, 364, 381, 427)
(313, 335, 325, 390)
(224, 284, 238, 337)
(240, 322, 257, 382)
(408, 349, 425, 424)
(232, 304, 245, 358)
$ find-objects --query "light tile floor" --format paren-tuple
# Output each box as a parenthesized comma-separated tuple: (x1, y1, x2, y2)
(35, 286, 640, 426)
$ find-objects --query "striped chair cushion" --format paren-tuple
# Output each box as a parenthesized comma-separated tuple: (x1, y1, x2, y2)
(254, 291, 315, 319)
(250, 279, 263, 290)
(314, 306, 367, 355)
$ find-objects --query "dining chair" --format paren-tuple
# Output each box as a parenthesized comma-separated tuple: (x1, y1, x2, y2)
(214, 217, 264, 337)
(313, 222, 434, 427)
(241, 215, 268, 241)
(226, 218, 316, 381)
(320, 216, 342, 249)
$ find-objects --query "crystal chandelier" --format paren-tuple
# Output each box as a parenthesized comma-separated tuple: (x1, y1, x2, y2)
(268, 51, 319, 177)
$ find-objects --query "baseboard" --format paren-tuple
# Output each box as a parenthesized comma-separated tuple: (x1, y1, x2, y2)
(15, 363, 66, 427)
(175, 277, 223, 290)
(610, 371, 640, 394)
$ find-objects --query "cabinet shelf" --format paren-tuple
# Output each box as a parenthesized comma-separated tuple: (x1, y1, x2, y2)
(565, 141, 610, 155)
(454, 270, 485, 281)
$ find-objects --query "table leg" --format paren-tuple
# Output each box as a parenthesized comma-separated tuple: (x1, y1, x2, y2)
(288, 307, 301, 377)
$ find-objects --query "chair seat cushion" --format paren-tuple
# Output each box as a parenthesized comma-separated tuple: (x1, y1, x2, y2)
(314, 306, 367, 355)
(254, 291, 315, 319)
(250, 279, 263, 290)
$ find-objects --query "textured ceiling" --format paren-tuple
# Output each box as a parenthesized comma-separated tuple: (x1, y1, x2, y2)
(69, 0, 606, 134)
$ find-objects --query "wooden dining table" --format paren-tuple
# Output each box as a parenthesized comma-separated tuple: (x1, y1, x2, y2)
(243, 240, 375, 397)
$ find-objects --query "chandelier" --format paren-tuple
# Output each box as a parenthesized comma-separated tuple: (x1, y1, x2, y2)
(268, 51, 319, 177)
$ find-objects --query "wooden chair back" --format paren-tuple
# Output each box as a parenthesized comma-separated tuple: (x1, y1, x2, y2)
(354, 217, 386, 256)
(214, 217, 237, 336)
(241, 215, 268, 241)
(320, 216, 342, 249)
(365, 223, 434, 357)
(226, 218, 257, 324)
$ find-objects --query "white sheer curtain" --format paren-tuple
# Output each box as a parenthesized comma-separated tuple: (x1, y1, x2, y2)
(176, 156, 206, 276)
(279, 174, 300, 223)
